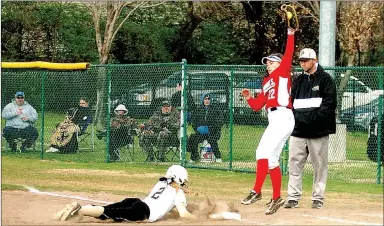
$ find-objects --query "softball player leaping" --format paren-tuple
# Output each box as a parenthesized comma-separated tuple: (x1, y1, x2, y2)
(240, 28, 296, 215)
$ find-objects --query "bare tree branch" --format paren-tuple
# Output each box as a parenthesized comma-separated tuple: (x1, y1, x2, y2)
(294, 1, 319, 23)
(139, 1, 167, 8)
(111, 1, 146, 43)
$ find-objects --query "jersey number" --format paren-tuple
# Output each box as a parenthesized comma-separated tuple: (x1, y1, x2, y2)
(151, 187, 165, 199)
(268, 90, 275, 100)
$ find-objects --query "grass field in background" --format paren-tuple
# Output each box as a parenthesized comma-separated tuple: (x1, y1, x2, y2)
(1, 112, 373, 161)
(2, 112, 381, 183)
(1, 157, 382, 198)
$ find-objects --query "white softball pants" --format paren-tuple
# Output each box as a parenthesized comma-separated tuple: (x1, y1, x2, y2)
(256, 107, 295, 169)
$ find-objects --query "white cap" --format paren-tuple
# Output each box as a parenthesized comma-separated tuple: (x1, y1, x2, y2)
(298, 48, 317, 60)
(114, 104, 128, 115)
(261, 54, 282, 65)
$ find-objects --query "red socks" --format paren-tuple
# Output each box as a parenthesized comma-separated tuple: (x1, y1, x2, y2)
(252, 159, 282, 200)
(252, 159, 268, 193)
(269, 166, 282, 200)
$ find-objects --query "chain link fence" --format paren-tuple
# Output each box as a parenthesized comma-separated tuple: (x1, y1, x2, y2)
(1, 63, 383, 183)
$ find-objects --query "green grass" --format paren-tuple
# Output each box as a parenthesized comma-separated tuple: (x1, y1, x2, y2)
(346, 131, 370, 161)
(1, 112, 382, 183)
(1, 157, 382, 201)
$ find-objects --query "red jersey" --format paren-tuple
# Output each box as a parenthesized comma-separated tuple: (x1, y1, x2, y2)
(247, 34, 294, 112)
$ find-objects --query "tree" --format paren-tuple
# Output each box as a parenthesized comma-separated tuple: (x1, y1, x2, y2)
(171, 1, 234, 61)
(83, 1, 166, 127)
(337, 2, 384, 113)
(1, 2, 97, 62)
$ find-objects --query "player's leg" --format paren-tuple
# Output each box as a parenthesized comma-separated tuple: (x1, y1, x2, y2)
(78, 205, 104, 218)
(54, 202, 82, 221)
(241, 123, 275, 205)
(265, 109, 294, 214)
(307, 135, 329, 209)
(101, 198, 150, 222)
(285, 136, 308, 208)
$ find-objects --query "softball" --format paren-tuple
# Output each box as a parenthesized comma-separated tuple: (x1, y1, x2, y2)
(287, 12, 293, 20)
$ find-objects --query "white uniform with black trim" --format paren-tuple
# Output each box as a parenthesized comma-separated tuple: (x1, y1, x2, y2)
(143, 180, 187, 222)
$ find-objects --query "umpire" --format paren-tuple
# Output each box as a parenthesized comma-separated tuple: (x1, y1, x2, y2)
(285, 48, 337, 209)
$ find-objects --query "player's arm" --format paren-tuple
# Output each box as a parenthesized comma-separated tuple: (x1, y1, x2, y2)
(280, 28, 295, 75)
(174, 188, 196, 219)
(175, 202, 196, 219)
(242, 89, 267, 112)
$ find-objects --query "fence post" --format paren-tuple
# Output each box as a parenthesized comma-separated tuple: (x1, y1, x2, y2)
(40, 71, 47, 159)
(377, 67, 383, 184)
(180, 59, 188, 166)
(228, 67, 234, 170)
(106, 65, 112, 163)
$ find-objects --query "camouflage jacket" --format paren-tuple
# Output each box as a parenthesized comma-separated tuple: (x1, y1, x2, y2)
(111, 115, 138, 133)
(146, 108, 180, 134)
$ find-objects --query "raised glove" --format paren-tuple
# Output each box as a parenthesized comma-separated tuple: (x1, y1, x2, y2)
(197, 126, 209, 135)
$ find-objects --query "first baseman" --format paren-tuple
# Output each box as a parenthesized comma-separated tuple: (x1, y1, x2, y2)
(240, 28, 296, 215)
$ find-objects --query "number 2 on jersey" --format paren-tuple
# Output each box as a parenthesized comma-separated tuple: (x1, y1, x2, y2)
(151, 187, 165, 199)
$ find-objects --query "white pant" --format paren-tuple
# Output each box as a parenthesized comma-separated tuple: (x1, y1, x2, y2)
(256, 107, 295, 169)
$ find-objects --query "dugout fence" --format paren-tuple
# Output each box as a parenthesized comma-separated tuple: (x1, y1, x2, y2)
(1, 61, 383, 184)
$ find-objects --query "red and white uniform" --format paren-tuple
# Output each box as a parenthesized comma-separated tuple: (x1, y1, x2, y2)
(246, 33, 295, 168)
(247, 34, 294, 111)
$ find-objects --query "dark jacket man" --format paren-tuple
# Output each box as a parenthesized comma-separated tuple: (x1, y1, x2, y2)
(291, 65, 337, 138)
(187, 93, 224, 162)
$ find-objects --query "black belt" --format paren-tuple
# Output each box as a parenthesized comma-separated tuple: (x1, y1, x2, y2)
(270, 107, 291, 111)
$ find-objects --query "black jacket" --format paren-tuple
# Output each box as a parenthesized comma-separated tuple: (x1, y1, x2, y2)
(291, 65, 337, 138)
(191, 104, 224, 139)
(68, 106, 93, 127)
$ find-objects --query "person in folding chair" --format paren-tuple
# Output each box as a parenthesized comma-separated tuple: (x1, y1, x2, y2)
(187, 93, 224, 163)
(138, 100, 180, 162)
(97, 104, 138, 162)
(46, 97, 92, 154)
(2, 91, 39, 153)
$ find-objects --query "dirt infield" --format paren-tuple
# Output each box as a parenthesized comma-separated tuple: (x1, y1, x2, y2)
(2, 190, 383, 225)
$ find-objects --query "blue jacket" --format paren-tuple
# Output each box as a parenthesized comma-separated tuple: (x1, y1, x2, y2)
(2, 100, 38, 129)
(191, 93, 224, 138)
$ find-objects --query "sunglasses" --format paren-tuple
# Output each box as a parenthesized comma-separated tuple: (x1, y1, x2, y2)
(204, 97, 211, 100)
(16, 96, 24, 99)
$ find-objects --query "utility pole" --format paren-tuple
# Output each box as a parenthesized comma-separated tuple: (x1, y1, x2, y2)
(319, 1, 337, 77)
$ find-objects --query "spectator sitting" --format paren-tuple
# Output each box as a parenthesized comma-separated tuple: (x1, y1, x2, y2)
(2, 91, 39, 152)
(187, 93, 224, 163)
(46, 97, 93, 153)
(97, 104, 138, 162)
(138, 100, 180, 162)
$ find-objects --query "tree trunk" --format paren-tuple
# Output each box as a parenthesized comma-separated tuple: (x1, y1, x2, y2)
(172, 2, 202, 61)
(241, 1, 266, 64)
(94, 67, 107, 129)
(336, 54, 356, 118)
(93, 41, 111, 128)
